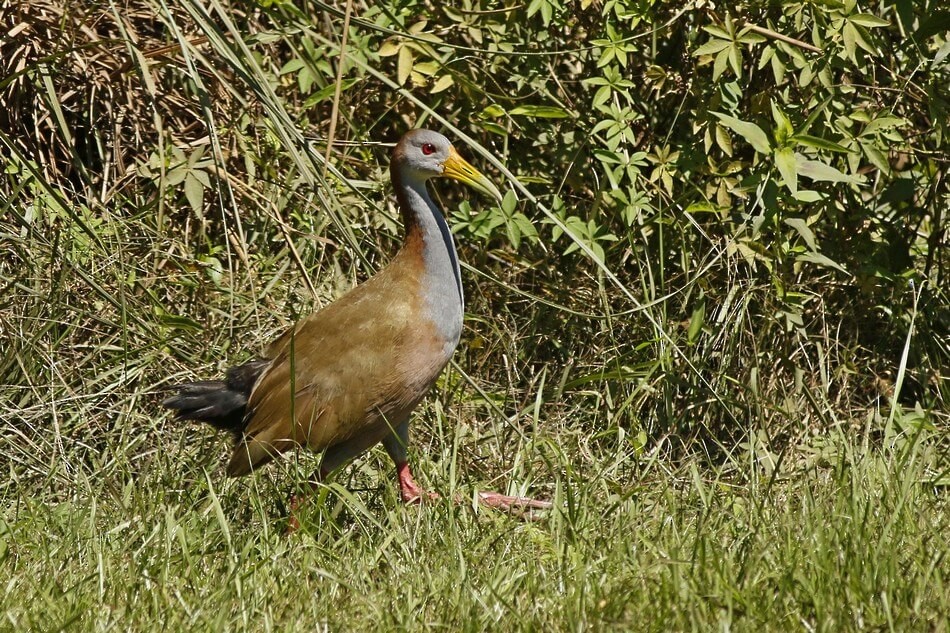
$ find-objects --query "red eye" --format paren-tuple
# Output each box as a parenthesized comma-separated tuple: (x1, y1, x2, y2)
(421, 142, 436, 155)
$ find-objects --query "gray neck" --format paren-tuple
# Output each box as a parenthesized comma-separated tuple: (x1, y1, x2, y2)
(399, 179, 464, 345)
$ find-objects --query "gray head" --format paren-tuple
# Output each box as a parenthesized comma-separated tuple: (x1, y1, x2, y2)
(391, 129, 503, 202)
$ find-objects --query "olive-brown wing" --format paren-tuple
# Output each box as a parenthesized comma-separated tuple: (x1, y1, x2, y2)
(226, 268, 425, 476)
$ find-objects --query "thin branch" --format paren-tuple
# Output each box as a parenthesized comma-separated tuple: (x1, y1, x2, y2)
(745, 23, 822, 53)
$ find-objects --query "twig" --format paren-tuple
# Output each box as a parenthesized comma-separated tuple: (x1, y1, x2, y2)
(745, 23, 822, 53)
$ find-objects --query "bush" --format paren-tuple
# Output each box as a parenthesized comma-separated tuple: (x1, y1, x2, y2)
(1, 0, 946, 498)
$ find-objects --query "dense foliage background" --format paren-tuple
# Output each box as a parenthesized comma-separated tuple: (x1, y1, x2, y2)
(1, 0, 947, 629)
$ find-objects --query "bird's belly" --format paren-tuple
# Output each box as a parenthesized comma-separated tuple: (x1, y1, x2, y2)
(291, 323, 457, 452)
(395, 327, 457, 399)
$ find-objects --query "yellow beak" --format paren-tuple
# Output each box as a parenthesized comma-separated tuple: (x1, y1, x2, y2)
(441, 146, 504, 204)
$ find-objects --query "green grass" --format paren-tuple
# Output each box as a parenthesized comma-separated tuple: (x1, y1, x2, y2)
(2, 427, 947, 631)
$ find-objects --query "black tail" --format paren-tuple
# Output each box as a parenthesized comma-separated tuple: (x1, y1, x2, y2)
(163, 359, 270, 439)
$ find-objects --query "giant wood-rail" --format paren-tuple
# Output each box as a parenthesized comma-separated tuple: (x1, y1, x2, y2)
(164, 129, 550, 522)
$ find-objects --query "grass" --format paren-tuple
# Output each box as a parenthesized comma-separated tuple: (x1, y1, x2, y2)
(2, 425, 947, 631)
(2, 0, 948, 630)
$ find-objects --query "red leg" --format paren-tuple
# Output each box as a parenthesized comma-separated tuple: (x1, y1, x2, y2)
(286, 494, 307, 534)
(395, 461, 551, 516)
(395, 461, 439, 504)
(289, 459, 551, 532)
(286, 469, 327, 533)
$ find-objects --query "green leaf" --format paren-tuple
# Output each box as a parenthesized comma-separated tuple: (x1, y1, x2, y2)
(508, 105, 572, 119)
(592, 149, 622, 164)
(184, 173, 205, 216)
(302, 78, 361, 109)
(377, 40, 401, 57)
(715, 123, 734, 156)
(728, 45, 743, 78)
(863, 116, 906, 135)
(510, 212, 538, 247)
(592, 85, 612, 108)
(797, 158, 859, 184)
(693, 40, 732, 56)
(842, 22, 858, 60)
(849, 13, 890, 28)
(480, 104, 506, 118)
(793, 190, 823, 203)
(737, 31, 767, 44)
(851, 22, 879, 55)
(279, 59, 304, 74)
(769, 52, 786, 84)
(774, 147, 798, 194)
(712, 112, 771, 154)
(771, 102, 794, 143)
(159, 312, 203, 332)
(397, 46, 413, 85)
(591, 119, 616, 135)
(784, 218, 818, 252)
(685, 202, 718, 214)
(800, 97, 833, 133)
(413, 61, 439, 76)
(860, 141, 890, 174)
(478, 122, 508, 136)
(703, 25, 731, 39)
(166, 166, 187, 187)
(506, 216, 522, 249)
(713, 48, 730, 80)
(430, 74, 454, 94)
(191, 168, 210, 188)
(501, 189, 518, 214)
(797, 252, 849, 274)
(687, 302, 705, 344)
(791, 134, 851, 153)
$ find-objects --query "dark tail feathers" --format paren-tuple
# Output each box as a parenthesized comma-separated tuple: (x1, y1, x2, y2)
(163, 359, 270, 438)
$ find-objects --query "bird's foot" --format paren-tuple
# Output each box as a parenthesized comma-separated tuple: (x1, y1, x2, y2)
(401, 488, 441, 505)
(475, 490, 553, 520)
(396, 462, 551, 518)
(285, 473, 326, 534)
(286, 493, 306, 534)
(476, 490, 553, 512)
(396, 462, 439, 504)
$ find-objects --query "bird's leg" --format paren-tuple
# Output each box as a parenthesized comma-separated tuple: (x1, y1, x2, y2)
(384, 422, 438, 504)
(396, 462, 552, 511)
(384, 422, 550, 513)
(286, 468, 327, 533)
(395, 461, 439, 504)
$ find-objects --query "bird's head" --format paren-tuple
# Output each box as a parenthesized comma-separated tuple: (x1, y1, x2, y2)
(393, 129, 503, 203)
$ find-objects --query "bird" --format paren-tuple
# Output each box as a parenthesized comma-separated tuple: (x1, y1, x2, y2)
(163, 129, 551, 524)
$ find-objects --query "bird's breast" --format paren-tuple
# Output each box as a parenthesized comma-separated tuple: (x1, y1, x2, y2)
(416, 241, 463, 350)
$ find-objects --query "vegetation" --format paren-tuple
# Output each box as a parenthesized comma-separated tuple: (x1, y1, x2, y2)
(1, 0, 947, 629)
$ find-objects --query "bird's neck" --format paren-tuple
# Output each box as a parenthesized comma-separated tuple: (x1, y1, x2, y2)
(394, 178, 464, 342)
